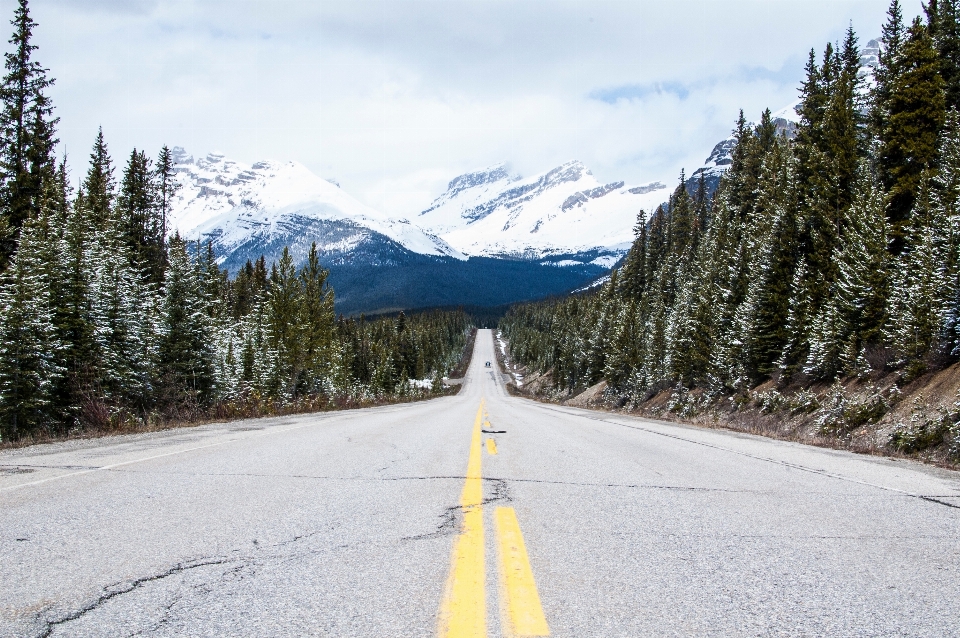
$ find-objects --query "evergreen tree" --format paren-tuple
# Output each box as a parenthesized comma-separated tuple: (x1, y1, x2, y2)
(740, 139, 800, 379)
(266, 247, 305, 399)
(89, 207, 156, 409)
(154, 145, 179, 277)
(83, 128, 115, 232)
(299, 242, 335, 390)
(835, 168, 892, 371)
(887, 171, 950, 375)
(157, 235, 215, 407)
(619, 209, 647, 300)
(879, 17, 946, 251)
(0, 207, 60, 440)
(938, 110, 960, 356)
(873, 0, 907, 140)
(0, 0, 57, 271)
(927, 0, 960, 111)
(117, 148, 164, 283)
(50, 190, 99, 424)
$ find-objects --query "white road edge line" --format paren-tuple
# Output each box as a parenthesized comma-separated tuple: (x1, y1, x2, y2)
(0, 419, 326, 493)
(532, 403, 960, 509)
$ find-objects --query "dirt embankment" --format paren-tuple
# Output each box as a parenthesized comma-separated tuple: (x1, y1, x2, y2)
(498, 337, 960, 470)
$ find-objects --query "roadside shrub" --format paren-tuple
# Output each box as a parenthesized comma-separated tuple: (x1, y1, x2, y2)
(753, 389, 787, 414)
(817, 383, 889, 437)
(789, 389, 820, 414)
(889, 394, 949, 453)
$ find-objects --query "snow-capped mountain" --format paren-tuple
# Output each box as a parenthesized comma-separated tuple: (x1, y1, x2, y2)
(167, 148, 462, 273)
(417, 160, 671, 263)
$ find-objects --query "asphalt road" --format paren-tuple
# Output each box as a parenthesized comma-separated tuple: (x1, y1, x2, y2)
(2, 329, 959, 637)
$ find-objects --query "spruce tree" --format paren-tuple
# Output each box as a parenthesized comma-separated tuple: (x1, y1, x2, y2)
(266, 247, 305, 399)
(51, 190, 99, 424)
(887, 171, 950, 375)
(117, 148, 164, 283)
(90, 207, 156, 409)
(927, 0, 960, 111)
(157, 235, 215, 408)
(880, 17, 946, 251)
(873, 0, 907, 139)
(938, 110, 960, 356)
(835, 168, 892, 371)
(0, 0, 57, 272)
(0, 207, 60, 440)
(154, 145, 179, 278)
(83, 128, 115, 232)
(299, 242, 334, 391)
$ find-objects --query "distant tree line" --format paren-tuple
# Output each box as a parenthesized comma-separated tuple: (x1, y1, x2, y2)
(0, 0, 471, 442)
(502, 1, 960, 402)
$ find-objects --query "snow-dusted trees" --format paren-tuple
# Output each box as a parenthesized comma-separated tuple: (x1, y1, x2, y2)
(0, 207, 60, 439)
(502, 6, 960, 402)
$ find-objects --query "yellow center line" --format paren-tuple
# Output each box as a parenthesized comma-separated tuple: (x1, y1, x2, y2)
(486, 439, 498, 455)
(439, 400, 487, 638)
(495, 507, 550, 637)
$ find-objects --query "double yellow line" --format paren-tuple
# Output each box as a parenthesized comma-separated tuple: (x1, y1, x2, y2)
(438, 400, 550, 638)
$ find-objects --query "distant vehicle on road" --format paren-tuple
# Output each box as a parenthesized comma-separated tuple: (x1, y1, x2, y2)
(485, 361, 491, 367)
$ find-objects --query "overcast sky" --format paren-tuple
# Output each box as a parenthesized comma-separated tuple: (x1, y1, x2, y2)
(23, 0, 904, 216)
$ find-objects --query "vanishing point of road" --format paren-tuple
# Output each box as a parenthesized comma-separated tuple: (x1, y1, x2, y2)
(2, 330, 959, 637)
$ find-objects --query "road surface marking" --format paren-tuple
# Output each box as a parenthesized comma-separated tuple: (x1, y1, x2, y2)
(495, 507, 550, 637)
(486, 439, 498, 455)
(438, 400, 487, 638)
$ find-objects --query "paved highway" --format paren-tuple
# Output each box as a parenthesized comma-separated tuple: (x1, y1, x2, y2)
(2, 329, 959, 637)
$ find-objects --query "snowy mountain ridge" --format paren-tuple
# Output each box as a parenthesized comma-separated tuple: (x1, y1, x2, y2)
(167, 148, 463, 271)
(418, 159, 671, 262)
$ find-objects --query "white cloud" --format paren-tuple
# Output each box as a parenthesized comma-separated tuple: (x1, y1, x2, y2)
(21, 0, 895, 215)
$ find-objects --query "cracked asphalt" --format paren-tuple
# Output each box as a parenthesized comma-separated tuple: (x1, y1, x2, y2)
(2, 329, 960, 637)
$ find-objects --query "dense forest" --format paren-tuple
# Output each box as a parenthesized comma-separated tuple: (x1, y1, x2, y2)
(501, 1, 960, 459)
(0, 0, 472, 443)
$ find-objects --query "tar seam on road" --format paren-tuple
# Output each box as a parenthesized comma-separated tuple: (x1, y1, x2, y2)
(535, 404, 960, 510)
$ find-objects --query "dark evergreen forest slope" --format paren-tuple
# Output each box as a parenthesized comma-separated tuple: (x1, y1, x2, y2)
(500, 1, 960, 465)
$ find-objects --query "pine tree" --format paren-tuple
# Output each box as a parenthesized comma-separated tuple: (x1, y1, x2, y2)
(938, 110, 960, 356)
(299, 242, 335, 391)
(83, 128, 115, 232)
(880, 17, 946, 251)
(51, 190, 100, 424)
(89, 207, 156, 409)
(0, 207, 60, 440)
(117, 148, 164, 283)
(887, 171, 950, 375)
(157, 235, 215, 407)
(927, 0, 960, 111)
(835, 168, 892, 371)
(0, 0, 57, 272)
(873, 0, 907, 139)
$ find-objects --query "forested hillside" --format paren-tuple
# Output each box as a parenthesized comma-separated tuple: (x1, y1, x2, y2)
(0, 1, 472, 444)
(501, 1, 960, 463)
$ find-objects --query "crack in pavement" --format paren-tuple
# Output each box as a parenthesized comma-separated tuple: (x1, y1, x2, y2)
(403, 479, 512, 542)
(34, 523, 342, 638)
(34, 558, 234, 638)
(95, 468, 753, 493)
(536, 404, 960, 510)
